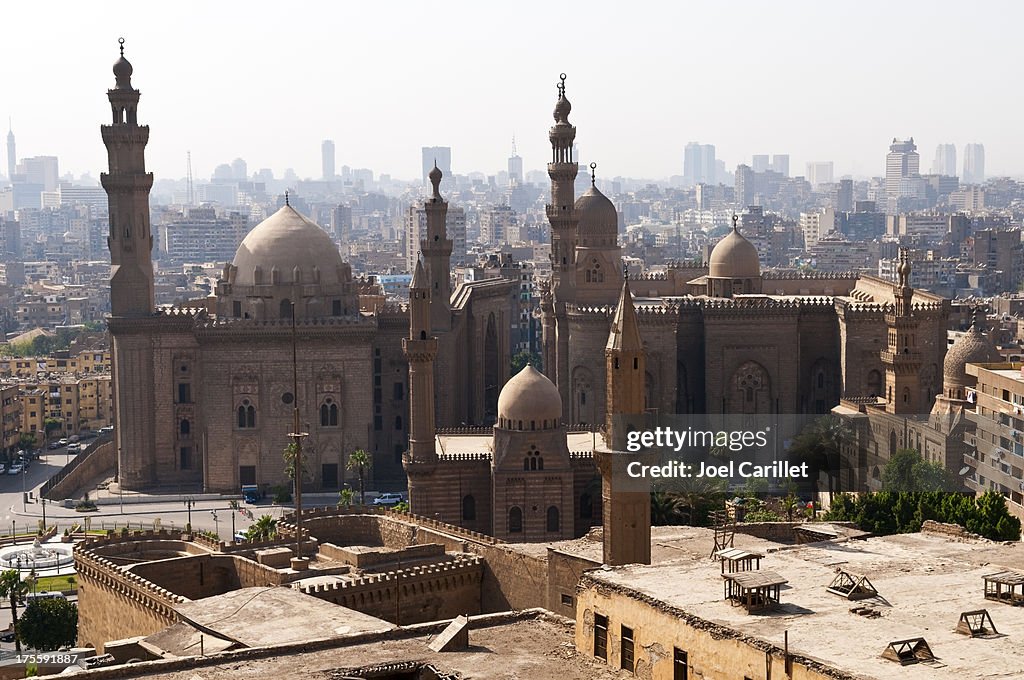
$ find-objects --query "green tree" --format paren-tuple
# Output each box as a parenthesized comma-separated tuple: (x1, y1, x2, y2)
(282, 442, 311, 483)
(650, 492, 683, 525)
(0, 570, 28, 652)
(17, 598, 78, 651)
(511, 350, 542, 375)
(347, 449, 372, 505)
(244, 514, 277, 541)
(18, 433, 37, 452)
(881, 449, 957, 492)
(788, 416, 853, 501)
(664, 476, 728, 526)
(337, 488, 355, 508)
(43, 419, 63, 444)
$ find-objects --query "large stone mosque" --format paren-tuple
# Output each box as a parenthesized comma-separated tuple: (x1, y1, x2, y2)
(105, 48, 962, 543)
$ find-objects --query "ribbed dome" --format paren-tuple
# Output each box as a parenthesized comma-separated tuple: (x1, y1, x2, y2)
(231, 205, 344, 287)
(709, 227, 761, 279)
(943, 324, 1000, 387)
(575, 185, 617, 237)
(497, 365, 562, 426)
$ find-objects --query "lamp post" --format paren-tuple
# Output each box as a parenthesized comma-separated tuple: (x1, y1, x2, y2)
(184, 497, 195, 531)
(210, 510, 219, 540)
(288, 302, 309, 564)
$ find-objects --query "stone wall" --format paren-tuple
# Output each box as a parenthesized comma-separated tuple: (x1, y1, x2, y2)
(733, 521, 857, 542)
(318, 542, 445, 569)
(298, 556, 483, 625)
(547, 548, 601, 618)
(43, 440, 116, 500)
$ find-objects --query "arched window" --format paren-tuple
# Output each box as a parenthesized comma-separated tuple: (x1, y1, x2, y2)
(280, 298, 293, 318)
(179, 419, 191, 437)
(546, 506, 560, 533)
(580, 493, 593, 519)
(237, 399, 256, 428)
(320, 399, 339, 427)
(508, 506, 523, 533)
(462, 495, 476, 521)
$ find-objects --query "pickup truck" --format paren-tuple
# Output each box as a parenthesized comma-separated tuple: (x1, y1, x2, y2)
(241, 485, 262, 504)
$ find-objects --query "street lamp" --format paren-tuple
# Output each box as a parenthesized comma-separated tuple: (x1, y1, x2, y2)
(184, 497, 196, 531)
(210, 510, 219, 539)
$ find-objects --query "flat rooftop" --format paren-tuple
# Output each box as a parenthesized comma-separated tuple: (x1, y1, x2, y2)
(587, 532, 1024, 679)
(437, 431, 597, 456)
(83, 615, 624, 680)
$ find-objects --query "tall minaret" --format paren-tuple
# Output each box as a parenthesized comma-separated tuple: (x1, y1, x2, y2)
(403, 258, 439, 512)
(102, 38, 154, 317)
(546, 73, 579, 407)
(597, 276, 651, 565)
(422, 163, 452, 332)
(883, 247, 921, 415)
(5, 120, 14, 182)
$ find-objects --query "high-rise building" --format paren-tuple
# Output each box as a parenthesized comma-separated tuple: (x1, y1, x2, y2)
(17, 156, 59, 191)
(751, 154, 770, 173)
(5, 122, 13, 182)
(834, 178, 854, 213)
(800, 207, 835, 249)
(322, 139, 335, 180)
(963, 143, 985, 184)
(885, 138, 920, 198)
(771, 154, 789, 177)
(230, 157, 247, 182)
(481, 205, 518, 245)
(508, 137, 523, 185)
(406, 202, 466, 272)
(806, 161, 834, 188)
(422, 146, 452, 187)
(931, 143, 956, 177)
(683, 142, 716, 186)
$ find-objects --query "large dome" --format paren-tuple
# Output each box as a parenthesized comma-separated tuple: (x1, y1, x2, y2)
(709, 227, 760, 279)
(943, 323, 1000, 387)
(575, 185, 617, 239)
(497, 365, 562, 428)
(231, 205, 344, 287)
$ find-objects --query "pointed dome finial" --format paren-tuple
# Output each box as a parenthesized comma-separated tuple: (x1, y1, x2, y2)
(284, 190, 290, 207)
(428, 161, 443, 199)
(623, 260, 629, 281)
(590, 162, 597, 186)
(732, 214, 739, 231)
(558, 73, 567, 97)
(119, 37, 125, 57)
(553, 73, 571, 122)
(113, 37, 134, 89)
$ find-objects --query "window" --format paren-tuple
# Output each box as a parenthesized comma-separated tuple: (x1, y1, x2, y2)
(673, 648, 688, 680)
(393, 382, 404, 401)
(232, 300, 242, 317)
(320, 399, 339, 427)
(394, 415, 403, 430)
(620, 625, 634, 672)
(239, 465, 256, 486)
(177, 383, 191, 404)
(179, 446, 192, 470)
(179, 419, 191, 437)
(332, 299, 342, 316)
(373, 415, 382, 431)
(462, 494, 476, 521)
(546, 506, 559, 533)
(508, 506, 523, 533)
(237, 400, 256, 428)
(322, 463, 338, 488)
(594, 614, 608, 661)
(282, 392, 294, 405)
(580, 493, 593, 519)
(561, 593, 573, 606)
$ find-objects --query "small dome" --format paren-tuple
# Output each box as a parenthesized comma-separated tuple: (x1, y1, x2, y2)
(709, 227, 760, 279)
(231, 205, 344, 287)
(943, 323, 1000, 387)
(113, 56, 133, 89)
(554, 95, 571, 122)
(497, 365, 562, 426)
(575, 185, 617, 238)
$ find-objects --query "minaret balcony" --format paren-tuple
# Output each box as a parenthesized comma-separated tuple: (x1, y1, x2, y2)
(880, 349, 922, 364)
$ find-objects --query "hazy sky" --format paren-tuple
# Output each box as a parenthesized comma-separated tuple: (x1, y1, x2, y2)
(5, 1, 1022, 183)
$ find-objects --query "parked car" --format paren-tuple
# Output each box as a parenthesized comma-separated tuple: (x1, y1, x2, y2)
(48, 441, 61, 450)
(57, 438, 69, 446)
(372, 492, 405, 506)
(81, 431, 98, 439)
(67, 443, 81, 453)
(98, 426, 114, 435)
(7, 463, 23, 475)
(0, 630, 14, 643)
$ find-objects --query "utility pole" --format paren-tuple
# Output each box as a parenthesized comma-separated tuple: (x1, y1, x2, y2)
(288, 301, 309, 564)
(184, 497, 195, 530)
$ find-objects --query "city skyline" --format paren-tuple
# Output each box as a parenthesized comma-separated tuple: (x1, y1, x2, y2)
(3, 1, 1021, 183)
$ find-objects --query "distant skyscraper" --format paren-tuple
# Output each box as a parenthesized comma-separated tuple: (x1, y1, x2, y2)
(931, 144, 956, 177)
(771, 154, 789, 177)
(17, 156, 59, 191)
(834, 178, 854, 212)
(806, 161, 834, 188)
(751, 154, 770, 173)
(885, 138, 920, 197)
(422, 146, 452, 186)
(508, 136, 523, 185)
(322, 139, 335, 180)
(230, 157, 247, 182)
(963, 143, 985, 184)
(5, 121, 14, 182)
(683, 142, 716, 186)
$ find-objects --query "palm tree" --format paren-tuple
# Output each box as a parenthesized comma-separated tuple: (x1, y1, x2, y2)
(788, 415, 853, 502)
(650, 492, 684, 525)
(347, 449, 372, 505)
(0, 569, 28, 652)
(244, 514, 277, 541)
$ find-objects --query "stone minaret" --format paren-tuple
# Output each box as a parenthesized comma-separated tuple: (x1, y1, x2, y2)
(545, 73, 579, 407)
(597, 277, 651, 565)
(102, 40, 159, 489)
(883, 247, 922, 414)
(102, 38, 155, 317)
(403, 258, 439, 512)
(422, 164, 452, 333)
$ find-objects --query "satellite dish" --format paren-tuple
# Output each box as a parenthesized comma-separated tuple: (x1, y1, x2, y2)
(958, 466, 970, 476)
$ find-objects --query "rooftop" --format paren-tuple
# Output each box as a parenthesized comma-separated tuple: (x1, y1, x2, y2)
(585, 531, 1024, 679)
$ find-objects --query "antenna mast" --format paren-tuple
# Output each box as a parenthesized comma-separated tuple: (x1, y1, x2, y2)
(186, 151, 194, 206)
